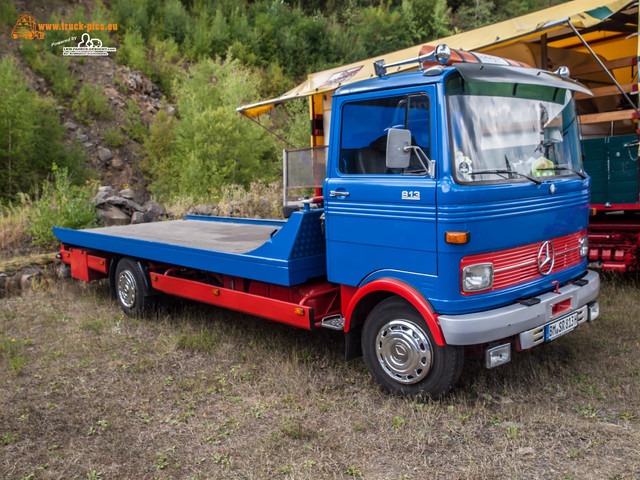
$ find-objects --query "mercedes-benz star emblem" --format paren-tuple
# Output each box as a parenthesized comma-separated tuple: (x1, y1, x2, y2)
(537, 240, 555, 275)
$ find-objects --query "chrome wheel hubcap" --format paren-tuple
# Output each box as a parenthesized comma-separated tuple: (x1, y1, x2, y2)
(117, 270, 137, 308)
(376, 319, 432, 384)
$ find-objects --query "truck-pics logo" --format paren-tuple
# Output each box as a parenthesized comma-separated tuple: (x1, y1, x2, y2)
(63, 33, 116, 57)
(11, 11, 44, 40)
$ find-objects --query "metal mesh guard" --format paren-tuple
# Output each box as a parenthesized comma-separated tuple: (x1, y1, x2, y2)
(285, 146, 328, 190)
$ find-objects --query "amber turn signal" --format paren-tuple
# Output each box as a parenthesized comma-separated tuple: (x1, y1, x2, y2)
(293, 307, 305, 316)
(445, 231, 470, 244)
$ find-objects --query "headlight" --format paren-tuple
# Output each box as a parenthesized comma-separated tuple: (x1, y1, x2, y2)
(462, 263, 494, 293)
(580, 236, 588, 258)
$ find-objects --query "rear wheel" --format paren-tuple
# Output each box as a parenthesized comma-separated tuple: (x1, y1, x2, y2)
(114, 258, 156, 317)
(361, 297, 463, 399)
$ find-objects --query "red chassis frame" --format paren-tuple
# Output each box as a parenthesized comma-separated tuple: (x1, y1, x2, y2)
(59, 245, 341, 330)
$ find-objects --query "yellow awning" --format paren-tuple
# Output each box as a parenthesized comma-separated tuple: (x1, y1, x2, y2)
(238, 0, 634, 118)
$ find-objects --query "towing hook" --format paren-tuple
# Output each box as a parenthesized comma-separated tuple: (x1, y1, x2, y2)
(551, 280, 559, 294)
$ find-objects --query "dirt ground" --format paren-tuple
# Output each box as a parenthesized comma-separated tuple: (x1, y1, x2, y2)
(1, 275, 639, 480)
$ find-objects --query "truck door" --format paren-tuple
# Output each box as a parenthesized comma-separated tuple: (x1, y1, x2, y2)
(324, 89, 439, 286)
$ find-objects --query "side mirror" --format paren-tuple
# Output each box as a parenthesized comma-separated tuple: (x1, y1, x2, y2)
(386, 128, 411, 169)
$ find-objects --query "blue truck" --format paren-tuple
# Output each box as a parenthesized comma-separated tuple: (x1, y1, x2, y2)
(55, 46, 600, 398)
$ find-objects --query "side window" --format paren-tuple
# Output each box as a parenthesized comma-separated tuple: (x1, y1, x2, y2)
(339, 94, 430, 175)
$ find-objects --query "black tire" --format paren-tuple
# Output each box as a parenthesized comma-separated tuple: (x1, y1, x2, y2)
(114, 258, 156, 317)
(361, 297, 464, 399)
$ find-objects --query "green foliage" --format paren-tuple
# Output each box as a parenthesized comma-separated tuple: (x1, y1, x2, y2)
(0, 0, 16, 27)
(116, 28, 147, 71)
(161, 0, 190, 45)
(111, 0, 151, 38)
(27, 166, 99, 247)
(0, 56, 87, 204)
(280, 99, 311, 150)
(20, 41, 77, 98)
(143, 58, 278, 201)
(103, 127, 126, 147)
(350, 2, 416, 58)
(117, 30, 181, 98)
(123, 99, 148, 143)
(89, 0, 114, 45)
(454, 0, 495, 29)
(147, 36, 181, 98)
(143, 110, 177, 193)
(410, 0, 452, 41)
(72, 84, 114, 124)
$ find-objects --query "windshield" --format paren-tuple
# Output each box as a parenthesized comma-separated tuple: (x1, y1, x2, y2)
(446, 74, 583, 184)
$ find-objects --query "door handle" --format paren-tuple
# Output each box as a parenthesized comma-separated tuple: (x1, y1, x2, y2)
(329, 190, 350, 197)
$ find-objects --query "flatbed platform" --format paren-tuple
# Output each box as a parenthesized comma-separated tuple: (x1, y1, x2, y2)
(53, 211, 326, 286)
(79, 219, 282, 254)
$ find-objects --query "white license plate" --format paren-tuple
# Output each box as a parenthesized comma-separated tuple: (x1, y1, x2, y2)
(545, 311, 578, 341)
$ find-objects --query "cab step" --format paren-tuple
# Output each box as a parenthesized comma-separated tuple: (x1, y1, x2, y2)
(321, 314, 345, 330)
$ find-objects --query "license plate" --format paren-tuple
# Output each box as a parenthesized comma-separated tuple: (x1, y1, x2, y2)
(545, 311, 578, 341)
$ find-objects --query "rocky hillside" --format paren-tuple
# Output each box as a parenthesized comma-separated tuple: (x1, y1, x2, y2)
(1, 0, 171, 204)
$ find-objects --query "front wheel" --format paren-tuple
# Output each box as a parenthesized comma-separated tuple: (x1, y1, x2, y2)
(361, 297, 464, 399)
(114, 258, 156, 317)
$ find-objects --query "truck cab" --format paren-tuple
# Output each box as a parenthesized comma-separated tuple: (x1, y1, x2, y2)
(321, 54, 599, 395)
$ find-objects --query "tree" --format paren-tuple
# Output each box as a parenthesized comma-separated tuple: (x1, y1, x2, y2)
(143, 58, 279, 201)
(0, 56, 84, 204)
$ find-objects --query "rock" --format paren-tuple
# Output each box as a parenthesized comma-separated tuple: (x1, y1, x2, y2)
(107, 196, 143, 214)
(130, 211, 145, 224)
(110, 157, 124, 169)
(194, 204, 212, 216)
(64, 121, 78, 130)
(20, 273, 35, 291)
(94, 197, 106, 207)
(126, 200, 144, 213)
(105, 195, 128, 207)
(97, 186, 116, 198)
(98, 147, 113, 162)
(166, 105, 176, 115)
(143, 200, 166, 217)
(76, 133, 89, 142)
(100, 204, 130, 226)
(142, 210, 156, 223)
(83, 142, 95, 149)
(119, 188, 134, 199)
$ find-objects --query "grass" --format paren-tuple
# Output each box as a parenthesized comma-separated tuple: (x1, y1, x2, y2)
(0, 276, 638, 479)
(0, 203, 29, 254)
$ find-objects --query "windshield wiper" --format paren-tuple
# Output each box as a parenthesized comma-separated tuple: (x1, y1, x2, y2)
(536, 166, 586, 179)
(468, 169, 542, 185)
